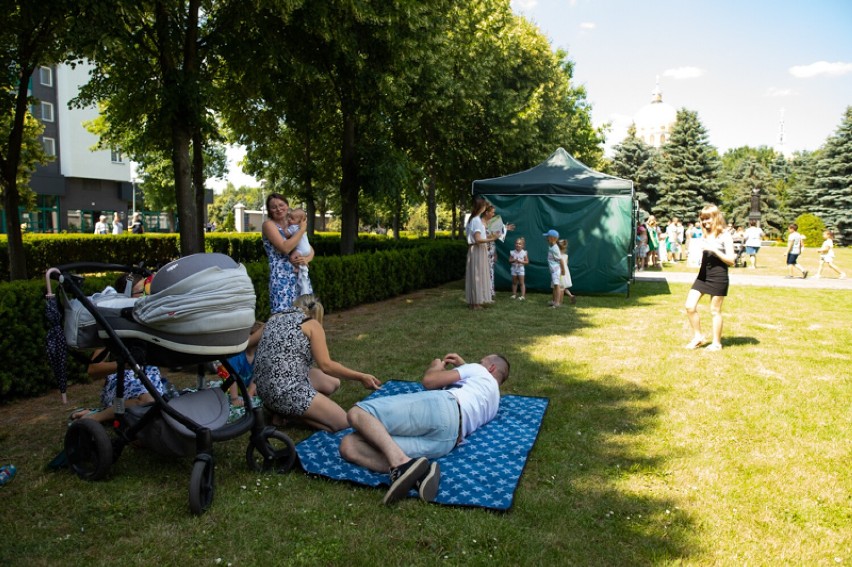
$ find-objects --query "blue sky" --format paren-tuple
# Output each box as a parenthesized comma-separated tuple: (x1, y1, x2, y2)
(511, 0, 852, 156)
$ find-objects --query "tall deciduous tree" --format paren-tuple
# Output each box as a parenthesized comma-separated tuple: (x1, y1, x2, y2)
(74, 0, 225, 257)
(813, 106, 852, 244)
(1, 0, 76, 280)
(654, 108, 721, 220)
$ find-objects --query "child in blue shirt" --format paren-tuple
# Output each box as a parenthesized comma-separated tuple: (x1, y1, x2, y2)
(544, 229, 563, 308)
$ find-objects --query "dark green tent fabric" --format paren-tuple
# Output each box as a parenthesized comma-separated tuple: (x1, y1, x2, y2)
(473, 148, 634, 295)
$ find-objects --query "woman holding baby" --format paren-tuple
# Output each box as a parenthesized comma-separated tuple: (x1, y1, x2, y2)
(262, 193, 315, 313)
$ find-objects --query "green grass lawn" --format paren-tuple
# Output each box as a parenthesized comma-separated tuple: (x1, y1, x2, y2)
(1, 257, 850, 566)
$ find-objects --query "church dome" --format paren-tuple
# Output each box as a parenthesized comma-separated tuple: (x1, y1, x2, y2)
(634, 80, 677, 147)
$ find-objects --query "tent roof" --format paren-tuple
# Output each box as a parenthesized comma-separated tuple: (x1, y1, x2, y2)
(472, 147, 633, 196)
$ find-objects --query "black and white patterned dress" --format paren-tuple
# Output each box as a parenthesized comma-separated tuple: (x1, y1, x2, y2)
(253, 309, 317, 416)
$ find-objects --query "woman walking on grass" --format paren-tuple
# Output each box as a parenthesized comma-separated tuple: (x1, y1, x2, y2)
(684, 204, 736, 352)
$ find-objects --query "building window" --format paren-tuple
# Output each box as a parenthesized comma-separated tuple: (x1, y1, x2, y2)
(39, 66, 53, 87)
(43, 137, 56, 156)
(41, 101, 54, 122)
(111, 149, 124, 163)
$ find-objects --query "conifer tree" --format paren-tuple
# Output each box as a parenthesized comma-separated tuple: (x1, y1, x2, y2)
(654, 108, 721, 220)
(725, 158, 784, 237)
(610, 124, 660, 211)
(785, 150, 819, 219)
(813, 106, 852, 244)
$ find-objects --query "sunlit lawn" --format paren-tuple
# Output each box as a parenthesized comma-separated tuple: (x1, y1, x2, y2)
(0, 257, 849, 566)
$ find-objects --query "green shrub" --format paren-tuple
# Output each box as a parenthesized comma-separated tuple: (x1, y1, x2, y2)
(0, 240, 466, 402)
(0, 232, 460, 280)
(795, 213, 826, 248)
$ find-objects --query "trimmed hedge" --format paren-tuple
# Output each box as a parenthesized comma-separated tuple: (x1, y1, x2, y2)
(0, 240, 466, 403)
(0, 232, 457, 280)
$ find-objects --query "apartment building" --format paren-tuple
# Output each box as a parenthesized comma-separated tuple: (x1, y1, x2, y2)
(21, 62, 134, 233)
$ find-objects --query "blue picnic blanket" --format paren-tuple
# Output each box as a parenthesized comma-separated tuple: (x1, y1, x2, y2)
(296, 380, 548, 511)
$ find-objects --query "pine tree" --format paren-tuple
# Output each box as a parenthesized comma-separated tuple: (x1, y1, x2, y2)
(813, 106, 852, 244)
(654, 108, 722, 221)
(726, 158, 784, 237)
(609, 124, 660, 211)
(785, 150, 819, 219)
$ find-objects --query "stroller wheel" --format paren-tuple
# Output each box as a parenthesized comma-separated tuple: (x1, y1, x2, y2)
(247, 429, 297, 474)
(189, 455, 215, 515)
(65, 419, 113, 481)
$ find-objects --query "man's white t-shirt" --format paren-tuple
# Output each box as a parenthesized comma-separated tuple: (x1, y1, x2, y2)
(447, 363, 500, 440)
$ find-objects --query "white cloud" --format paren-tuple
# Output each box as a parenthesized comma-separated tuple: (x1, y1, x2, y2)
(662, 66, 705, 79)
(580, 22, 596, 30)
(789, 61, 852, 78)
(765, 87, 795, 97)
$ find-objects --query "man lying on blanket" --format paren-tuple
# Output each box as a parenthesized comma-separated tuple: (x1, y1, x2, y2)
(339, 352, 510, 505)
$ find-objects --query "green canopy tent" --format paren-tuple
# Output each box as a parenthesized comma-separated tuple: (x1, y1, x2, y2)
(472, 147, 635, 295)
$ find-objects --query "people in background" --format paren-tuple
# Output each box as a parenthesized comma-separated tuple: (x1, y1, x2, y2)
(130, 212, 145, 234)
(646, 216, 660, 267)
(785, 223, 808, 279)
(815, 229, 846, 279)
(544, 229, 563, 308)
(112, 212, 124, 234)
(743, 219, 764, 269)
(636, 224, 649, 271)
(464, 197, 497, 310)
(509, 236, 528, 300)
(94, 215, 109, 235)
(558, 238, 576, 305)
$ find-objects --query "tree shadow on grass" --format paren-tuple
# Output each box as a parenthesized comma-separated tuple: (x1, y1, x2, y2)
(369, 283, 700, 563)
(511, 364, 699, 565)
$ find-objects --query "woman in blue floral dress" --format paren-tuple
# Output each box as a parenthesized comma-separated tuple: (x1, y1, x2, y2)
(262, 193, 313, 313)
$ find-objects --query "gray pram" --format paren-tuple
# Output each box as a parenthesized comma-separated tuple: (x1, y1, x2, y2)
(49, 253, 296, 515)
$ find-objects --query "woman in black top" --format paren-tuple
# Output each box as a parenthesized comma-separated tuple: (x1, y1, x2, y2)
(684, 204, 735, 352)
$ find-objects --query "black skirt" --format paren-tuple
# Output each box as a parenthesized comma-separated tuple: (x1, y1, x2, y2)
(691, 251, 729, 296)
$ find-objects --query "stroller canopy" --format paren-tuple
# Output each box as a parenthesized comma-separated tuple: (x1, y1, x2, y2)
(133, 253, 256, 336)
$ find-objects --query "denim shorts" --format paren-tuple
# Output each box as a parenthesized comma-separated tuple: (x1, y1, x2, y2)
(745, 246, 760, 255)
(786, 253, 799, 265)
(355, 390, 459, 459)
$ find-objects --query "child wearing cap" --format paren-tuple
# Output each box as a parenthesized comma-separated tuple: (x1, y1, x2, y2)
(543, 229, 563, 307)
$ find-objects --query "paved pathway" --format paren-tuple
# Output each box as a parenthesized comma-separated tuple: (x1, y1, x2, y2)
(633, 269, 852, 290)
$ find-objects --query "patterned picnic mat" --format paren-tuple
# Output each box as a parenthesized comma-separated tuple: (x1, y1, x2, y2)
(296, 380, 548, 511)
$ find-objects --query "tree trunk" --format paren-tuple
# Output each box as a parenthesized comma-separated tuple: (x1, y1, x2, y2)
(1, 66, 37, 280)
(302, 135, 316, 236)
(192, 128, 206, 248)
(339, 109, 358, 255)
(172, 125, 200, 256)
(426, 169, 437, 239)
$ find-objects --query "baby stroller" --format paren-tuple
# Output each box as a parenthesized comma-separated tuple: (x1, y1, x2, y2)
(733, 235, 746, 267)
(47, 253, 296, 515)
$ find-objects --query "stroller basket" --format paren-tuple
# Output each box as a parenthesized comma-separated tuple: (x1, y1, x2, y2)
(50, 253, 296, 515)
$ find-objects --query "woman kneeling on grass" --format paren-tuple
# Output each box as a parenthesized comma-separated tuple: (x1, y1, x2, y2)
(252, 295, 381, 431)
(684, 204, 736, 352)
